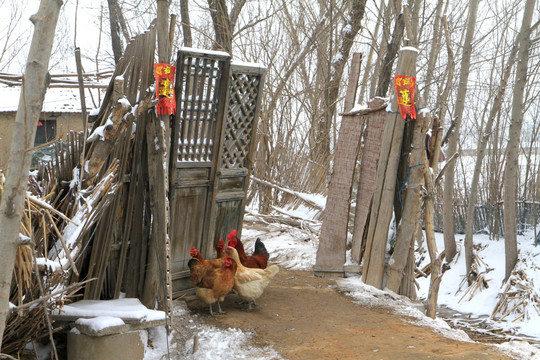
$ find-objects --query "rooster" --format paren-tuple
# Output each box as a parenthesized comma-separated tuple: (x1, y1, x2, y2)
(188, 256, 237, 315)
(224, 246, 278, 311)
(226, 229, 269, 269)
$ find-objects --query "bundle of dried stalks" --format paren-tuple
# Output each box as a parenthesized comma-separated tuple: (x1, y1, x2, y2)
(2, 178, 79, 356)
(491, 260, 540, 323)
(457, 254, 490, 303)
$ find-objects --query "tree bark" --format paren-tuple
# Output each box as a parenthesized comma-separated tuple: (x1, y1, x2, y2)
(443, 0, 479, 265)
(207, 0, 244, 53)
(0, 0, 62, 349)
(503, 0, 536, 281)
(421, 0, 444, 105)
(375, 12, 404, 97)
(107, 0, 124, 64)
(179, 0, 193, 47)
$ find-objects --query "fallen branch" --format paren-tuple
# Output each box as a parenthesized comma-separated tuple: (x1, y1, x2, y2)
(245, 209, 320, 234)
(251, 176, 324, 211)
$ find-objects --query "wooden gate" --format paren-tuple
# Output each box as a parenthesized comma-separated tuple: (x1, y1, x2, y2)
(208, 63, 266, 244)
(169, 49, 231, 296)
(169, 50, 266, 296)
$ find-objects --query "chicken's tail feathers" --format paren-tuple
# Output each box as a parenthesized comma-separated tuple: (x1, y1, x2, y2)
(254, 238, 269, 257)
(265, 264, 279, 279)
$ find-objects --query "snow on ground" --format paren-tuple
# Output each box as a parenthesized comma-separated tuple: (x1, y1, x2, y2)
(416, 229, 540, 341)
(154, 208, 540, 360)
(143, 216, 540, 360)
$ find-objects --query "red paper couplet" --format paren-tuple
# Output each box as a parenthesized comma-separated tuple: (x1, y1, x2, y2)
(154, 63, 176, 115)
(394, 75, 416, 120)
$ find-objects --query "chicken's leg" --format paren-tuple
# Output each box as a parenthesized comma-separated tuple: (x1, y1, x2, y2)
(216, 302, 225, 314)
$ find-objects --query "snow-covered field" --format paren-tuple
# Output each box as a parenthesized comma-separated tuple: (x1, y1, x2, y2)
(141, 218, 540, 360)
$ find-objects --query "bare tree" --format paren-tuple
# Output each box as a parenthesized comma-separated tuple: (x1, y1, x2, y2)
(0, 0, 62, 348)
(463, 27, 521, 278)
(311, 0, 367, 172)
(107, 0, 128, 64)
(442, 0, 479, 264)
(503, 0, 537, 281)
(207, 0, 247, 53)
(179, 0, 193, 47)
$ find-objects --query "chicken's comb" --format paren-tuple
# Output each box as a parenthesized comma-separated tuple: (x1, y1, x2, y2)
(227, 237, 237, 248)
(224, 256, 233, 266)
(189, 247, 198, 256)
(226, 229, 238, 240)
(216, 238, 225, 248)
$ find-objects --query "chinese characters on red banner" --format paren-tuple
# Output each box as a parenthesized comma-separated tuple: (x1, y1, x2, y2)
(154, 63, 176, 115)
(394, 75, 416, 120)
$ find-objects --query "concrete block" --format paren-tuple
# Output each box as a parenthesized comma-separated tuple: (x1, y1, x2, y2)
(67, 330, 144, 360)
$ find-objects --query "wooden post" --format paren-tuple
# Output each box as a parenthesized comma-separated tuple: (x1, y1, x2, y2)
(142, 0, 173, 315)
(314, 53, 363, 277)
(362, 47, 417, 289)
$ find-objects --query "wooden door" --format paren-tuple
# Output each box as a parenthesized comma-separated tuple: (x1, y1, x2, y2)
(169, 49, 231, 296)
(209, 63, 266, 244)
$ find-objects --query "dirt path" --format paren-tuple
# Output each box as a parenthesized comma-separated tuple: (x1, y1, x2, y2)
(183, 268, 512, 360)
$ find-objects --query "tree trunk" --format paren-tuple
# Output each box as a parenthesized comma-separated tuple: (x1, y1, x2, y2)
(0, 0, 62, 349)
(503, 0, 536, 281)
(375, 12, 404, 97)
(421, 0, 444, 105)
(443, 0, 479, 264)
(179, 0, 193, 47)
(311, 0, 367, 173)
(206, 0, 245, 53)
(107, 0, 124, 64)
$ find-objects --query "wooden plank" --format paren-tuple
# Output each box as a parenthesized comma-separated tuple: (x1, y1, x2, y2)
(362, 48, 418, 289)
(386, 109, 429, 293)
(351, 98, 388, 262)
(314, 53, 363, 277)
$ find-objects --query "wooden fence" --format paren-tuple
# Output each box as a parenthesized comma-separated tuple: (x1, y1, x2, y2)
(432, 202, 540, 235)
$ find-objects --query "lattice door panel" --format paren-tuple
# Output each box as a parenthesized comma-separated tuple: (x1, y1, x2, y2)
(221, 71, 263, 169)
(173, 51, 231, 164)
(209, 63, 266, 244)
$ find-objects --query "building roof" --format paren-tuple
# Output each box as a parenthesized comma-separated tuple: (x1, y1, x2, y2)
(0, 86, 104, 113)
